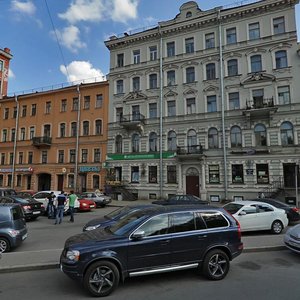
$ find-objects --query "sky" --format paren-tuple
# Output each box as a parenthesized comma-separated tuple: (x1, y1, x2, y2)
(1, 0, 299, 96)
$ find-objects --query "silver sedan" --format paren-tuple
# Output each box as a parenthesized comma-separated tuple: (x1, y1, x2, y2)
(79, 192, 111, 208)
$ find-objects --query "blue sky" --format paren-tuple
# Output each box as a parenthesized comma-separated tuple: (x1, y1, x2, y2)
(1, 0, 299, 95)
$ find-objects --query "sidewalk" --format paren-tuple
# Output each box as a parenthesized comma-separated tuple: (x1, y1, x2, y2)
(0, 200, 286, 273)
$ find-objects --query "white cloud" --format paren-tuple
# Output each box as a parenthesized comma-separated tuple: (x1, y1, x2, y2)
(59, 0, 138, 24)
(60, 61, 105, 83)
(11, 0, 36, 15)
(8, 68, 15, 79)
(53, 25, 86, 53)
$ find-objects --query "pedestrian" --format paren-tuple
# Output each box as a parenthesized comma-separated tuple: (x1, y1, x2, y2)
(47, 192, 55, 219)
(68, 190, 77, 223)
(54, 191, 67, 225)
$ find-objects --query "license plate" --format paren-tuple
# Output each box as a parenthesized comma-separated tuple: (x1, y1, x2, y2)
(33, 211, 40, 214)
(90, 205, 95, 208)
(22, 233, 28, 240)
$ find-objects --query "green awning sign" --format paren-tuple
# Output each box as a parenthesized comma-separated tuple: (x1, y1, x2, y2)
(106, 152, 176, 160)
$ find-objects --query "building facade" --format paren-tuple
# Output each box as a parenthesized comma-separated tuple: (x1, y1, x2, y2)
(105, 0, 300, 203)
(0, 47, 12, 99)
(0, 81, 109, 193)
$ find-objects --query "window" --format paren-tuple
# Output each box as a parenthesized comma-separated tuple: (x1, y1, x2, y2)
(132, 105, 140, 121)
(96, 94, 103, 108)
(167, 70, 175, 86)
(253, 89, 264, 108)
(149, 46, 157, 61)
(230, 126, 242, 147)
(168, 131, 177, 151)
(16, 175, 21, 187)
(209, 165, 220, 183)
(205, 33, 215, 49)
(45, 101, 51, 114)
(206, 63, 216, 80)
(7, 175, 12, 187)
(186, 67, 195, 83)
(132, 134, 140, 152)
(256, 164, 269, 184)
(187, 129, 197, 152)
(18, 152, 23, 164)
(115, 135, 122, 153)
(116, 80, 124, 94)
(0, 174, 3, 186)
(72, 97, 79, 111)
(94, 148, 101, 163)
(133, 50, 140, 64)
(81, 149, 88, 163)
(138, 215, 169, 236)
(167, 100, 176, 117)
(207, 95, 217, 112)
(13, 106, 17, 118)
(229, 92, 240, 110)
(29, 127, 35, 140)
(273, 17, 285, 34)
(280, 121, 294, 145)
(278, 86, 290, 105)
(226, 27, 237, 44)
(116, 107, 123, 122)
(2, 129, 7, 142)
(185, 37, 194, 53)
(254, 124, 267, 146)
(69, 149, 76, 163)
(201, 212, 228, 228)
(21, 105, 27, 117)
(20, 127, 26, 141)
(43, 124, 51, 137)
(227, 59, 238, 76)
(186, 98, 196, 114)
(167, 166, 177, 183)
(83, 121, 89, 136)
(58, 150, 64, 163)
(208, 128, 218, 149)
(1, 153, 5, 165)
(132, 77, 140, 91)
(249, 22, 260, 40)
(31, 104, 36, 116)
(11, 128, 16, 142)
(71, 122, 77, 137)
(95, 120, 102, 135)
(251, 55, 262, 72)
(149, 103, 157, 119)
(149, 74, 157, 89)
(93, 175, 100, 189)
(149, 166, 157, 183)
(149, 132, 158, 152)
(232, 164, 244, 183)
(275, 50, 288, 69)
(60, 123, 66, 138)
(28, 152, 33, 164)
(42, 151, 48, 164)
(167, 41, 175, 57)
(131, 166, 139, 183)
(4, 108, 9, 119)
(117, 53, 124, 67)
(68, 174, 74, 188)
(61, 99, 67, 112)
(84, 96, 90, 109)
(9, 153, 13, 165)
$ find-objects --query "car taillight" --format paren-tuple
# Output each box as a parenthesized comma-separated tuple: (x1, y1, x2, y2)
(23, 205, 31, 210)
(292, 207, 299, 212)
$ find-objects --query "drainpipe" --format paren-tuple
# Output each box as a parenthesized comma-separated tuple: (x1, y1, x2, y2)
(11, 94, 19, 189)
(218, 9, 228, 200)
(74, 84, 81, 193)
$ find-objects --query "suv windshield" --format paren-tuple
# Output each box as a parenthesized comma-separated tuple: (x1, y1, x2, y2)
(105, 206, 131, 220)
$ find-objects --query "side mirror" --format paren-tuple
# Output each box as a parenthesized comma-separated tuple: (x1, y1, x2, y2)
(132, 230, 145, 240)
(239, 211, 246, 216)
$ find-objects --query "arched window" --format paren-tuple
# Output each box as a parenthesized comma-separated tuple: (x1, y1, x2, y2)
(168, 131, 177, 151)
(115, 135, 122, 153)
(254, 124, 267, 146)
(206, 63, 216, 80)
(71, 122, 77, 137)
(187, 129, 197, 153)
(275, 50, 288, 69)
(251, 55, 262, 72)
(83, 121, 89, 136)
(132, 133, 140, 152)
(208, 128, 219, 149)
(230, 126, 242, 148)
(280, 121, 294, 145)
(149, 132, 158, 152)
(95, 120, 102, 135)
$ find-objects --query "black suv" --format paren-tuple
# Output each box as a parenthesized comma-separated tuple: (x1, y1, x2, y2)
(60, 205, 243, 297)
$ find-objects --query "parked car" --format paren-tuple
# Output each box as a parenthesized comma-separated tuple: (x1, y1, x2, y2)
(0, 188, 18, 197)
(0, 203, 28, 253)
(79, 192, 111, 208)
(152, 194, 208, 205)
(284, 223, 300, 254)
(223, 200, 288, 234)
(77, 197, 96, 212)
(0, 195, 44, 220)
(83, 204, 156, 231)
(61, 205, 243, 297)
(250, 198, 300, 224)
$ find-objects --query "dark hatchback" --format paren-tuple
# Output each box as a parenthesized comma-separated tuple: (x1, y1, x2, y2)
(61, 205, 243, 297)
(152, 194, 208, 205)
(0, 195, 44, 221)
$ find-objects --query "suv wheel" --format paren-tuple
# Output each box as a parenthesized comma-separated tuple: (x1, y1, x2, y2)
(203, 249, 229, 280)
(84, 260, 119, 297)
(271, 220, 283, 234)
(0, 237, 10, 253)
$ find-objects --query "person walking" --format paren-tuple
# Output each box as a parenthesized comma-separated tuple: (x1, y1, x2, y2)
(68, 190, 77, 223)
(47, 192, 55, 219)
(54, 191, 67, 225)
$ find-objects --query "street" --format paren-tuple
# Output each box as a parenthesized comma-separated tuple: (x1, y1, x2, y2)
(0, 250, 300, 299)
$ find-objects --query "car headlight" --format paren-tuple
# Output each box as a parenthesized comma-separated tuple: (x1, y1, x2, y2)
(85, 224, 101, 231)
(66, 250, 80, 261)
(8, 229, 20, 237)
(82, 203, 87, 206)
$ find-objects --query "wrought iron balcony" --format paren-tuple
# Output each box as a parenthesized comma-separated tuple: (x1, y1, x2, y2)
(246, 97, 274, 110)
(118, 113, 145, 131)
(32, 136, 52, 148)
(176, 145, 204, 160)
(243, 97, 277, 120)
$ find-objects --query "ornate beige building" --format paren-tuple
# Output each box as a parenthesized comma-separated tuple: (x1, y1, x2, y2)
(105, 0, 300, 203)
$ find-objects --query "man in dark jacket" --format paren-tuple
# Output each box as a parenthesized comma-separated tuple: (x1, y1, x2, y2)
(54, 191, 67, 225)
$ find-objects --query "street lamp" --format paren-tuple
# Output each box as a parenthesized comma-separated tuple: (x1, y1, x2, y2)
(296, 162, 299, 208)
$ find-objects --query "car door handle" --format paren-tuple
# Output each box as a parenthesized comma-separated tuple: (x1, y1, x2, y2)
(160, 240, 170, 245)
(198, 235, 207, 239)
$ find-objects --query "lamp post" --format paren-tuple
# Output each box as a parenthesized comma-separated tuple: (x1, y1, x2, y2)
(296, 162, 299, 208)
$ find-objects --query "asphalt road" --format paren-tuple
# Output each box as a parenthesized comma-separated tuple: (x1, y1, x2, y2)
(0, 251, 300, 300)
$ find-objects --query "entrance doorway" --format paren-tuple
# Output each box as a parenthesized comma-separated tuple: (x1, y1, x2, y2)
(283, 163, 299, 188)
(185, 167, 200, 197)
(79, 174, 87, 193)
(57, 175, 64, 191)
(38, 173, 51, 191)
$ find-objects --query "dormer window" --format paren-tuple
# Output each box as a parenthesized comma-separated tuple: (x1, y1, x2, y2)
(186, 11, 192, 18)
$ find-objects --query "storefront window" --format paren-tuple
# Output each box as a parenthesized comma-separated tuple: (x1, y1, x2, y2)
(232, 164, 244, 184)
(256, 164, 269, 184)
(209, 165, 220, 183)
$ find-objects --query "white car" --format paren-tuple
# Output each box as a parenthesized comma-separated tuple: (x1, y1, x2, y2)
(223, 200, 288, 234)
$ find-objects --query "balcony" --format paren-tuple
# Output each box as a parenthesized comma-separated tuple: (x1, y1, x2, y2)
(32, 136, 52, 148)
(119, 113, 145, 131)
(176, 145, 204, 161)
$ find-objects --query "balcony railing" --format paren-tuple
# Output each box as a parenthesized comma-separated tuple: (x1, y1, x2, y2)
(176, 145, 203, 155)
(118, 113, 145, 131)
(246, 97, 274, 110)
(32, 136, 52, 147)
